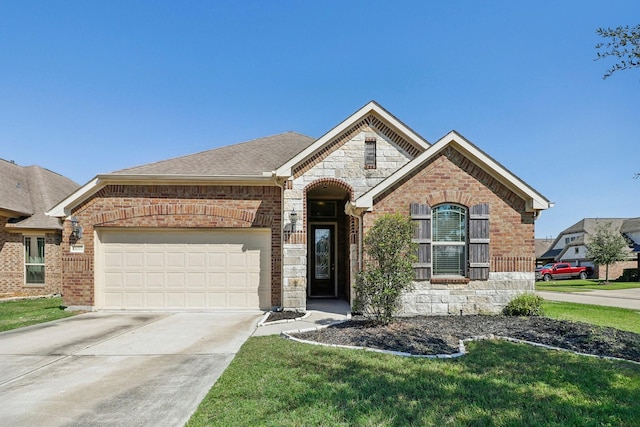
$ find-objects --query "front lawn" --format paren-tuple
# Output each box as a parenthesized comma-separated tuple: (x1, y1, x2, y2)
(543, 301, 640, 334)
(536, 279, 640, 292)
(0, 297, 76, 332)
(188, 336, 640, 426)
(189, 302, 640, 426)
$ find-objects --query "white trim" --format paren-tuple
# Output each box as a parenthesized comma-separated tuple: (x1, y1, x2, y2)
(46, 174, 276, 218)
(354, 131, 551, 213)
(275, 101, 430, 177)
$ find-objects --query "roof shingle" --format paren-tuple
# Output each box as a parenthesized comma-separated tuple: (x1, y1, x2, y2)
(111, 132, 316, 177)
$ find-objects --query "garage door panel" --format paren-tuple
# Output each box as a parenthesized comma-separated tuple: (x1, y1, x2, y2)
(146, 253, 164, 267)
(97, 229, 270, 310)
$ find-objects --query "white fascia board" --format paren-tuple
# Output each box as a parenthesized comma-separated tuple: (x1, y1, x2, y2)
(97, 174, 274, 185)
(45, 174, 276, 218)
(46, 177, 101, 217)
(355, 131, 552, 212)
(275, 101, 430, 177)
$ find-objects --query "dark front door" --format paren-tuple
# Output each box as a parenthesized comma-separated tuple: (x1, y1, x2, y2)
(309, 223, 336, 297)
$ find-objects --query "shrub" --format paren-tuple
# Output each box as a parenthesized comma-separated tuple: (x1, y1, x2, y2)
(619, 268, 639, 282)
(353, 214, 417, 325)
(503, 293, 545, 317)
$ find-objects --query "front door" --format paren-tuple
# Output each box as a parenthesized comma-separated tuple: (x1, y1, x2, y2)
(309, 223, 336, 297)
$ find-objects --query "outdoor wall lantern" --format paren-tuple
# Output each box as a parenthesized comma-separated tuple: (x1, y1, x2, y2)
(70, 216, 83, 239)
(289, 208, 298, 231)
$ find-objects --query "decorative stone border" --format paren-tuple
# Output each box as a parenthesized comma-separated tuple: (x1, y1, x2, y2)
(281, 322, 640, 365)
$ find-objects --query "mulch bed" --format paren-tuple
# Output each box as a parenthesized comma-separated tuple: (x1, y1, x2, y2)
(265, 311, 306, 322)
(292, 315, 640, 362)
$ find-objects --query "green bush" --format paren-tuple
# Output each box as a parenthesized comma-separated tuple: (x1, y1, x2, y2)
(503, 293, 545, 317)
(353, 214, 417, 325)
(619, 268, 639, 282)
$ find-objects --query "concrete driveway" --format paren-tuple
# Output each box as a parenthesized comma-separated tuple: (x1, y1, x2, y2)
(0, 311, 262, 426)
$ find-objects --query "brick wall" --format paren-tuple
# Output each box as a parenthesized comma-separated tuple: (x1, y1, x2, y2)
(63, 184, 281, 308)
(593, 260, 637, 281)
(363, 148, 536, 315)
(0, 216, 63, 296)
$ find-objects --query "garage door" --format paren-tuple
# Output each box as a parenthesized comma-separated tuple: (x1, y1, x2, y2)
(96, 229, 271, 310)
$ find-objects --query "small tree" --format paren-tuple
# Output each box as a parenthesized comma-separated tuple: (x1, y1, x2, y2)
(353, 213, 417, 325)
(585, 222, 628, 283)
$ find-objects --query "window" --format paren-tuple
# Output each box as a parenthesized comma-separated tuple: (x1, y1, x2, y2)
(574, 247, 579, 254)
(565, 237, 570, 244)
(364, 138, 376, 169)
(411, 202, 489, 281)
(432, 204, 467, 276)
(24, 236, 45, 284)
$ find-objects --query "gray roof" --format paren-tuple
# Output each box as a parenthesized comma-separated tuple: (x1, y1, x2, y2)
(621, 217, 640, 234)
(539, 217, 639, 261)
(112, 132, 316, 177)
(0, 159, 79, 230)
(535, 238, 554, 259)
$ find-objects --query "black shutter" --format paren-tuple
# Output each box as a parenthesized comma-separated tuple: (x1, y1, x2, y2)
(410, 203, 431, 280)
(468, 203, 490, 280)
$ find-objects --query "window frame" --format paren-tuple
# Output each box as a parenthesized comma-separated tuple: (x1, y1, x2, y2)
(24, 235, 46, 285)
(431, 204, 467, 277)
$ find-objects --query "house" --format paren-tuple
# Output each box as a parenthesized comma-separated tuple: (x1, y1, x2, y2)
(47, 101, 551, 314)
(535, 238, 555, 266)
(538, 217, 640, 280)
(0, 159, 79, 296)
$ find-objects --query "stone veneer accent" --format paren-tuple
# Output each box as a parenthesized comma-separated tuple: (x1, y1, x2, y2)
(281, 128, 416, 310)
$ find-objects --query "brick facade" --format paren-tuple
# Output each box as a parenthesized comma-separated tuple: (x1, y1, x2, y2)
(364, 148, 536, 315)
(593, 260, 637, 281)
(0, 216, 63, 296)
(62, 184, 281, 308)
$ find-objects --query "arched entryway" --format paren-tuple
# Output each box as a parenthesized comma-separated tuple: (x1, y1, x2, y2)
(305, 179, 354, 302)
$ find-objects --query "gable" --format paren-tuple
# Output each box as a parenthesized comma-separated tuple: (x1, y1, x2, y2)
(292, 126, 415, 199)
(276, 101, 430, 178)
(354, 131, 551, 214)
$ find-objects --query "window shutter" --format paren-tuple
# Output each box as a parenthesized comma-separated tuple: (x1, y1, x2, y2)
(468, 203, 489, 280)
(410, 203, 431, 280)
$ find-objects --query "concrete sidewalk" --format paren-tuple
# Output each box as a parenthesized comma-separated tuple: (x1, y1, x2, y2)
(537, 288, 640, 310)
(253, 299, 351, 336)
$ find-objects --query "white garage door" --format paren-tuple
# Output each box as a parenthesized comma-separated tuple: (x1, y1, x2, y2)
(96, 229, 271, 310)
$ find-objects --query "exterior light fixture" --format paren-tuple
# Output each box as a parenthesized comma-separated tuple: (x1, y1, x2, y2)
(70, 216, 83, 239)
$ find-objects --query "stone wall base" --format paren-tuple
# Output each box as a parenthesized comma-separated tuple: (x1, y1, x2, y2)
(399, 272, 535, 316)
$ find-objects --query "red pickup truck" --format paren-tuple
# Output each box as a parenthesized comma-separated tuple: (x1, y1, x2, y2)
(536, 262, 593, 281)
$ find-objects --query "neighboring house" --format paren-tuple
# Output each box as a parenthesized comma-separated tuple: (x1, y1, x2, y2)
(0, 159, 79, 296)
(47, 101, 551, 314)
(535, 238, 555, 266)
(538, 218, 640, 280)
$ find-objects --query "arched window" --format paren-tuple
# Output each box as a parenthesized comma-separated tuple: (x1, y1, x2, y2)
(432, 204, 467, 276)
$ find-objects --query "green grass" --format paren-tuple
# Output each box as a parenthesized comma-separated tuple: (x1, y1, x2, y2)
(542, 300, 640, 334)
(536, 279, 640, 292)
(188, 336, 640, 427)
(0, 297, 76, 332)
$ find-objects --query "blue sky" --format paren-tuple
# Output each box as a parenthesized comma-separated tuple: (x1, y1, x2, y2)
(1, 1, 638, 239)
